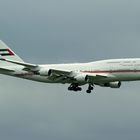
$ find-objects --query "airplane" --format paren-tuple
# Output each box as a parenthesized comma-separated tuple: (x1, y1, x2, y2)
(0, 40, 140, 93)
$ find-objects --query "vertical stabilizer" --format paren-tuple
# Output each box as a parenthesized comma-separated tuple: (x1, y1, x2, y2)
(0, 40, 24, 66)
(0, 40, 23, 62)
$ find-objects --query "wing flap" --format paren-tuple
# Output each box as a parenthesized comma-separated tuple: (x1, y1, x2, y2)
(47, 69, 71, 82)
(87, 73, 109, 79)
(49, 69, 71, 76)
(86, 74, 109, 82)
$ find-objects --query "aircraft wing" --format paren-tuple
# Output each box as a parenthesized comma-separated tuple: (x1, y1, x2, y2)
(47, 69, 113, 83)
(0, 58, 114, 83)
(49, 69, 109, 78)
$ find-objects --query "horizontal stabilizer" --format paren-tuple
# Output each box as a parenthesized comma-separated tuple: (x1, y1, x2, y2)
(0, 67, 15, 73)
(0, 58, 38, 70)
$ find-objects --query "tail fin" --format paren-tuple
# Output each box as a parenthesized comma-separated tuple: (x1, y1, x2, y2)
(0, 40, 24, 62)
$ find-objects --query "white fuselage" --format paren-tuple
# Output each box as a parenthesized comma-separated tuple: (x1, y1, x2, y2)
(5, 58, 140, 84)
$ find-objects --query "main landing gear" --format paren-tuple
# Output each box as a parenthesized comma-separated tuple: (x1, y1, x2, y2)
(68, 83, 94, 93)
(68, 83, 82, 92)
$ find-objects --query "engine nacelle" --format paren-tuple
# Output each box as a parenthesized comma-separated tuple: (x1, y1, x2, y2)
(103, 81, 121, 88)
(74, 74, 88, 83)
(39, 69, 51, 76)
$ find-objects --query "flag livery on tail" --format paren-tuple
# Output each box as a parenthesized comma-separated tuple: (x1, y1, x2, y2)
(0, 41, 24, 62)
(0, 49, 14, 56)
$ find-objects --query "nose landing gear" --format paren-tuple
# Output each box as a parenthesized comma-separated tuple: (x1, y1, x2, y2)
(86, 84, 94, 93)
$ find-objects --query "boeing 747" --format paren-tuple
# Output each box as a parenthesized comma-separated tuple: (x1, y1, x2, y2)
(0, 40, 139, 93)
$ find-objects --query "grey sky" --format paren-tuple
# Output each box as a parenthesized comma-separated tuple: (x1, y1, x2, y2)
(0, 0, 140, 140)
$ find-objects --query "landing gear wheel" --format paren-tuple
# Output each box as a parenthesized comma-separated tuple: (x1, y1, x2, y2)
(86, 90, 91, 93)
(89, 86, 94, 90)
(77, 87, 82, 91)
(86, 84, 94, 93)
(68, 83, 82, 92)
(73, 88, 78, 92)
(68, 87, 73, 91)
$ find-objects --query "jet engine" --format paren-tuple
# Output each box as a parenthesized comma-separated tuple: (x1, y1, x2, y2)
(74, 74, 88, 83)
(103, 81, 121, 88)
(39, 69, 51, 76)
